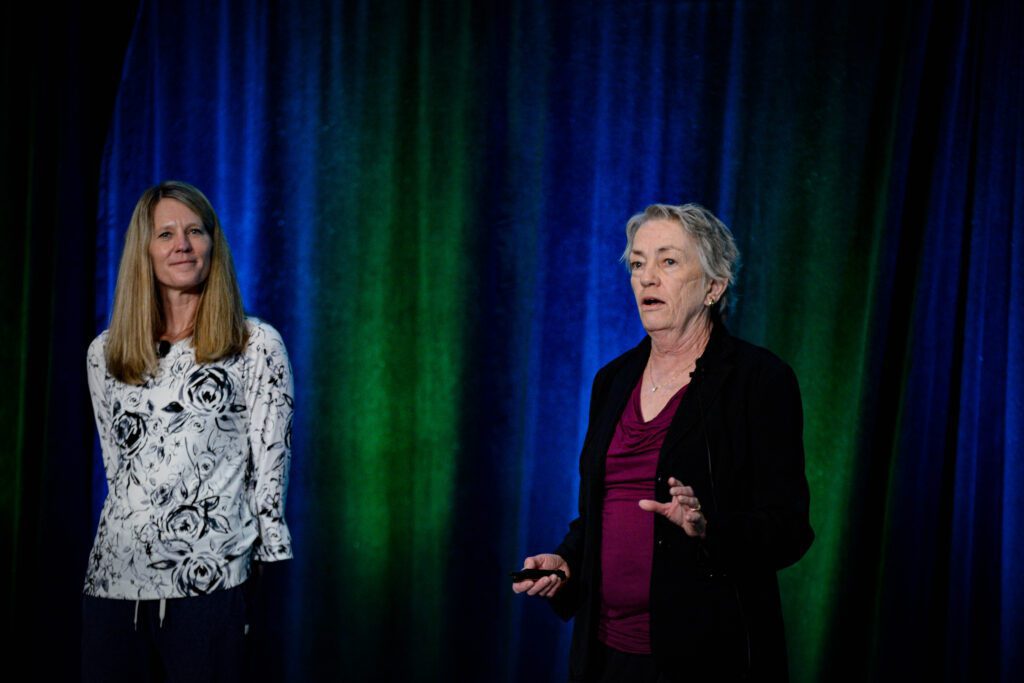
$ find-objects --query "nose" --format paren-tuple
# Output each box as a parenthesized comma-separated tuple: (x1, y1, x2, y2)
(174, 231, 193, 252)
(638, 262, 658, 286)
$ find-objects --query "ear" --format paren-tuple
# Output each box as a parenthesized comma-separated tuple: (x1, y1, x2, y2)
(704, 279, 727, 307)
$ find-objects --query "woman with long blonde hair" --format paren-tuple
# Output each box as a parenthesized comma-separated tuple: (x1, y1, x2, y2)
(81, 181, 293, 683)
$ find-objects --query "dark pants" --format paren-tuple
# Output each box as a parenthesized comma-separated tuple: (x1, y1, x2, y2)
(81, 585, 247, 683)
(593, 642, 673, 683)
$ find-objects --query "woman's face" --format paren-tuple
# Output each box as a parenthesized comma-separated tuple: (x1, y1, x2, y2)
(628, 219, 712, 335)
(149, 198, 213, 294)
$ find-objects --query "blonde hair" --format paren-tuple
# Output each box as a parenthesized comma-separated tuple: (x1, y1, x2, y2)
(106, 181, 249, 384)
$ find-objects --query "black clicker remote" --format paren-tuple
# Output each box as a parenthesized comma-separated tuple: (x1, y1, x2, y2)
(510, 568, 567, 583)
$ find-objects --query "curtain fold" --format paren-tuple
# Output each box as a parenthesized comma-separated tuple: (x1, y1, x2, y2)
(1, 2, 138, 678)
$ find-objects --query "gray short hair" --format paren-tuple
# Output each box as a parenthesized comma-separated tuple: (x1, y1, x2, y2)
(621, 203, 740, 316)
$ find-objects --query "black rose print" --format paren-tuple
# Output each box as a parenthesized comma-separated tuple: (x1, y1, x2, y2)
(173, 551, 227, 595)
(184, 367, 234, 414)
(162, 505, 206, 541)
(112, 411, 147, 456)
(149, 482, 175, 509)
(196, 451, 217, 479)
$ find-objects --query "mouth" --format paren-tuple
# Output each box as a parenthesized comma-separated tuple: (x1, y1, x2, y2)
(641, 297, 665, 307)
(169, 260, 197, 267)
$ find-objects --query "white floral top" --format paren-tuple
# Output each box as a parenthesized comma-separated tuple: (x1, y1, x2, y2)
(84, 318, 294, 599)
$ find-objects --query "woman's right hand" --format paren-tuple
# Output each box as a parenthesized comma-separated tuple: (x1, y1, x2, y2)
(512, 553, 570, 598)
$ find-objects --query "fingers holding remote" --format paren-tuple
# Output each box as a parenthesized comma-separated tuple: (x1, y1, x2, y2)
(512, 554, 570, 597)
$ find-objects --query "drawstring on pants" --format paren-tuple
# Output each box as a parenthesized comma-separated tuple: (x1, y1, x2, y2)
(131, 598, 168, 630)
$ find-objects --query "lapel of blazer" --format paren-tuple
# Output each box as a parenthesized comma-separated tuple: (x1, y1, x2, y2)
(659, 320, 736, 458)
(584, 338, 650, 495)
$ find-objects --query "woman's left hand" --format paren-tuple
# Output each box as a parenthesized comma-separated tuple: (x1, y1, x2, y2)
(639, 477, 707, 538)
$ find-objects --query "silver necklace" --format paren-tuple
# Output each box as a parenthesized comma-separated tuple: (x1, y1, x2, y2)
(647, 358, 697, 393)
(648, 362, 679, 393)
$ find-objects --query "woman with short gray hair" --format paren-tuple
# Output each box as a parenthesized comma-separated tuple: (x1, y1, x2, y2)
(515, 203, 813, 681)
(622, 203, 740, 317)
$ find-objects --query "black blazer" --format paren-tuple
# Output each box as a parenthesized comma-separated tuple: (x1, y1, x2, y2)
(552, 320, 814, 682)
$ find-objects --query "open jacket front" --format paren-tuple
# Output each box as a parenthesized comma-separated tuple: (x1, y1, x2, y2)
(552, 321, 814, 682)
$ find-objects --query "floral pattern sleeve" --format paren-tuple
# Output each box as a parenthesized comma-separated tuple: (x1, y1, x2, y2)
(245, 321, 294, 562)
(86, 334, 118, 483)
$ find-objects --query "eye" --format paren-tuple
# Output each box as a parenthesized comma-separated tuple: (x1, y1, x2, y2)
(630, 261, 643, 271)
(156, 230, 171, 239)
(664, 258, 677, 266)
(188, 227, 205, 235)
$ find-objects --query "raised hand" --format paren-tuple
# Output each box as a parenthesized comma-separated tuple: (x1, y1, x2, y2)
(638, 477, 707, 538)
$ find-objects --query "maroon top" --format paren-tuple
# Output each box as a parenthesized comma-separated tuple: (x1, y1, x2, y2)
(598, 378, 687, 654)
